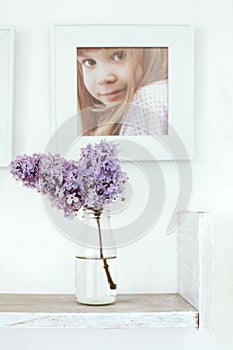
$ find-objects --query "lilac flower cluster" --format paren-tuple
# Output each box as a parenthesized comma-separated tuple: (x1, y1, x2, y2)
(9, 153, 43, 189)
(78, 140, 128, 209)
(9, 140, 128, 218)
(10, 153, 83, 217)
(37, 154, 83, 218)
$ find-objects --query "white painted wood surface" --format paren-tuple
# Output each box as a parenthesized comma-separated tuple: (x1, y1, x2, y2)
(177, 212, 213, 331)
(0, 294, 198, 328)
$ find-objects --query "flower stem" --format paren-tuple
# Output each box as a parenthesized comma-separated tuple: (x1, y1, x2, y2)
(95, 210, 117, 290)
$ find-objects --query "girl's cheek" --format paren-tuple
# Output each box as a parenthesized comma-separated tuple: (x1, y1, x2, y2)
(83, 70, 94, 84)
(83, 78, 93, 93)
(119, 67, 130, 81)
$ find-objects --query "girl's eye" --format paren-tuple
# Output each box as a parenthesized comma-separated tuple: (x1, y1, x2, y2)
(82, 59, 96, 67)
(112, 50, 125, 61)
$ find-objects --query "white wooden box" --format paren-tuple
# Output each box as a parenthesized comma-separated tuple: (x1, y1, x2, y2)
(0, 212, 213, 329)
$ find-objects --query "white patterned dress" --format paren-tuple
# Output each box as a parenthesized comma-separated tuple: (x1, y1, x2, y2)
(120, 79, 168, 136)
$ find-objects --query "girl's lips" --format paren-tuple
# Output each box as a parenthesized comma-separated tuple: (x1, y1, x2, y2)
(101, 87, 126, 97)
(99, 88, 127, 103)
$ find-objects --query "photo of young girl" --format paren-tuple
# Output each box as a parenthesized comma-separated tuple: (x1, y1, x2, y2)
(77, 47, 168, 136)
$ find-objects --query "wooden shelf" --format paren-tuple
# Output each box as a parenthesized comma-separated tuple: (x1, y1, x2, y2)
(0, 293, 198, 328)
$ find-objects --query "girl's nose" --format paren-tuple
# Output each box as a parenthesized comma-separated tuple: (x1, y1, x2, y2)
(97, 68, 117, 85)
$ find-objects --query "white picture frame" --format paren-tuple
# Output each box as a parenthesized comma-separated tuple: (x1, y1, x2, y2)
(0, 26, 14, 167)
(51, 24, 194, 161)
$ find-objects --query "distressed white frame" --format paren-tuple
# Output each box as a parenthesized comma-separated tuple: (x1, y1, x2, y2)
(51, 24, 194, 160)
(0, 27, 14, 167)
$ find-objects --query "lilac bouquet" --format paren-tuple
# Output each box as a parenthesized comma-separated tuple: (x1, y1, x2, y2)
(10, 140, 128, 217)
(10, 140, 128, 291)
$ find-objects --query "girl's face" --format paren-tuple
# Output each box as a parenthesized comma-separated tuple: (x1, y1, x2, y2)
(78, 49, 142, 105)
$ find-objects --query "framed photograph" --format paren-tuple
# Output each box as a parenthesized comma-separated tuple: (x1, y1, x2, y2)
(51, 24, 193, 160)
(0, 27, 14, 167)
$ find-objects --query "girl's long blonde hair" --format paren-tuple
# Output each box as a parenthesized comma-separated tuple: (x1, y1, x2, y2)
(77, 47, 168, 135)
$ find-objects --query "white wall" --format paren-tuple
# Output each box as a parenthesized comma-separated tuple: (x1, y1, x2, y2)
(0, 0, 233, 349)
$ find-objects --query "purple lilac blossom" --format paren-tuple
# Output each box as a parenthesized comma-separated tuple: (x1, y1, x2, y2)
(9, 140, 129, 218)
(78, 140, 128, 209)
(9, 153, 43, 189)
(37, 154, 83, 218)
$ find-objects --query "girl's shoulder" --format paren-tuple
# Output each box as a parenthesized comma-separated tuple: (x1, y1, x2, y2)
(136, 79, 168, 97)
(133, 79, 168, 108)
(120, 79, 168, 136)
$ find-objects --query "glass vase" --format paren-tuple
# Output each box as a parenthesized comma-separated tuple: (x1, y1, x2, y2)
(75, 208, 117, 305)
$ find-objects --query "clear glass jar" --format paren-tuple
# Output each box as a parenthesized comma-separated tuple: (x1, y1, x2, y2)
(75, 208, 117, 305)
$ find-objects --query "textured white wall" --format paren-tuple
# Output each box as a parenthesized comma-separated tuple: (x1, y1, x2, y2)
(0, 0, 233, 349)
